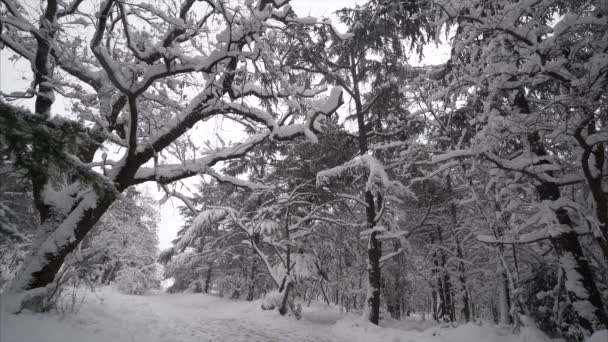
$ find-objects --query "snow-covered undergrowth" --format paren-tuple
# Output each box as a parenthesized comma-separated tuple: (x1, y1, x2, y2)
(0, 286, 571, 342)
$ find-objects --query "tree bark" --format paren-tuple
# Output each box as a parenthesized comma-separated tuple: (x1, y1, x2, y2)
(434, 226, 454, 322)
(246, 258, 257, 301)
(517, 92, 608, 334)
(498, 267, 511, 325)
(203, 265, 213, 294)
(447, 174, 470, 321)
(457, 240, 470, 322)
(574, 113, 608, 260)
(366, 220, 382, 324)
(10, 190, 116, 294)
(348, 45, 382, 324)
(278, 280, 294, 316)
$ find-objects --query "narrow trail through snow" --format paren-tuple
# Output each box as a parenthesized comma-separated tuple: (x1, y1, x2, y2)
(1, 287, 558, 342)
(2, 288, 343, 342)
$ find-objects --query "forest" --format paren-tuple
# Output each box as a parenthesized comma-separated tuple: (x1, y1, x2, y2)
(0, 0, 607, 341)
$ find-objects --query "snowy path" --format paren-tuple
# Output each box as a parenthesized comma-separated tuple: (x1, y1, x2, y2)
(2, 288, 341, 342)
(1, 287, 561, 342)
(103, 292, 340, 342)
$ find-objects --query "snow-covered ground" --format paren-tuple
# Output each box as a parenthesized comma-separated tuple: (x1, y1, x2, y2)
(0, 287, 599, 342)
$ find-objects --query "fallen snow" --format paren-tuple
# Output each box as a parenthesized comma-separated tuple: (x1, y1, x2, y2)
(1, 286, 555, 342)
(587, 330, 608, 342)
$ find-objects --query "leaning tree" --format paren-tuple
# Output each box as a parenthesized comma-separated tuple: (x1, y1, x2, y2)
(0, 0, 344, 310)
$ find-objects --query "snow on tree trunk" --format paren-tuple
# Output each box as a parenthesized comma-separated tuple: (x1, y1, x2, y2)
(534, 165, 608, 334)
(8, 190, 115, 309)
(574, 113, 608, 260)
(516, 90, 608, 334)
(529, 138, 607, 332)
(551, 230, 608, 333)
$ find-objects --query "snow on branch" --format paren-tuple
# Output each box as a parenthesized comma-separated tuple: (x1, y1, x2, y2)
(229, 84, 327, 100)
(132, 133, 267, 185)
(476, 228, 551, 245)
(57, 0, 85, 17)
(206, 168, 274, 191)
(431, 149, 477, 164)
(0, 34, 36, 64)
(9, 190, 99, 292)
(133, 86, 343, 186)
(286, 16, 354, 41)
(586, 131, 608, 147)
(377, 230, 409, 240)
(482, 152, 584, 186)
(175, 208, 229, 252)
(360, 226, 387, 237)
(379, 248, 403, 264)
(317, 153, 395, 193)
(220, 102, 277, 129)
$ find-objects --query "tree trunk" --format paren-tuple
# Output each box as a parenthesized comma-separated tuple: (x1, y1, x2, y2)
(387, 282, 401, 319)
(516, 91, 608, 333)
(431, 232, 439, 321)
(307, 281, 317, 307)
(320, 281, 331, 305)
(347, 43, 383, 324)
(447, 174, 470, 321)
(573, 108, 608, 260)
(498, 267, 511, 325)
(204, 265, 213, 294)
(549, 226, 608, 333)
(434, 226, 454, 322)
(459, 270, 470, 322)
(9, 190, 116, 294)
(456, 235, 470, 321)
(366, 209, 382, 324)
(246, 258, 258, 301)
(432, 289, 438, 321)
(279, 280, 293, 316)
(102, 261, 120, 285)
(441, 257, 454, 322)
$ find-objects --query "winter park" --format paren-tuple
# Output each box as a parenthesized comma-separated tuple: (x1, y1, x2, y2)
(1, 0, 608, 341)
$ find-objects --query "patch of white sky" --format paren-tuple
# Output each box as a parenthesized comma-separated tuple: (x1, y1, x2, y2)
(0, 0, 449, 250)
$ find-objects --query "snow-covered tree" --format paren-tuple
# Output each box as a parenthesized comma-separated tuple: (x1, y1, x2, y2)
(0, 0, 343, 310)
(287, 2, 431, 323)
(423, 0, 608, 337)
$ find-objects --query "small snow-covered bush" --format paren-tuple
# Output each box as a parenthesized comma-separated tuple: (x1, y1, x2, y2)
(261, 289, 283, 310)
(261, 288, 302, 319)
(115, 265, 158, 295)
(215, 273, 246, 298)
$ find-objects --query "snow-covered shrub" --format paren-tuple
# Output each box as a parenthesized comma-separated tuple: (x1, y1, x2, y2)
(215, 273, 247, 299)
(42, 262, 97, 314)
(0, 174, 38, 291)
(115, 265, 159, 295)
(261, 289, 283, 310)
(261, 288, 302, 319)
